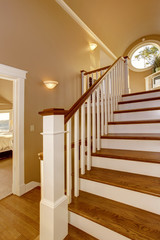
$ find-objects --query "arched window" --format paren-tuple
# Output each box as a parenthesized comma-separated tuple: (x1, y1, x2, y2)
(129, 42, 160, 71)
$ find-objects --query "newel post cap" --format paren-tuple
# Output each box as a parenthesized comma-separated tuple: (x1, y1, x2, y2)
(39, 108, 67, 116)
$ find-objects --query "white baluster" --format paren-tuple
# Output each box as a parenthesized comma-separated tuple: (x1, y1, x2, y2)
(104, 77, 108, 134)
(87, 96, 91, 170)
(120, 60, 123, 95)
(107, 74, 111, 122)
(110, 71, 113, 122)
(81, 71, 85, 95)
(115, 64, 118, 109)
(66, 119, 72, 203)
(74, 110, 79, 197)
(101, 83, 104, 135)
(92, 89, 96, 153)
(92, 73, 94, 85)
(124, 57, 130, 94)
(81, 103, 85, 175)
(87, 74, 89, 90)
(118, 61, 120, 100)
(97, 86, 100, 150)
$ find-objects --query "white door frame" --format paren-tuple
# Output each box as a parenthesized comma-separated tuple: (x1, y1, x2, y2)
(0, 64, 27, 196)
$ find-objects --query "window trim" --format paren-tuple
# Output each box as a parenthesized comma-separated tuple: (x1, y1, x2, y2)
(128, 40, 160, 72)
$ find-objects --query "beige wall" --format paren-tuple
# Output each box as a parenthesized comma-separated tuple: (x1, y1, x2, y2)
(0, 79, 13, 105)
(129, 69, 152, 93)
(0, 0, 114, 183)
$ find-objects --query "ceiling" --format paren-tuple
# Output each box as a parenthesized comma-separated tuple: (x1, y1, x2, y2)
(64, 0, 160, 57)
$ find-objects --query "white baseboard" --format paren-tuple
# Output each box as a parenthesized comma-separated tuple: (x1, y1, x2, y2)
(18, 181, 40, 196)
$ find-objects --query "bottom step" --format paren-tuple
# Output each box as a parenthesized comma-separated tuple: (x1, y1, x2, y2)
(69, 191, 160, 240)
(64, 224, 98, 240)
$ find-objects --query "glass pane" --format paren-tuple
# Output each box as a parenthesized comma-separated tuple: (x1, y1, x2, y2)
(0, 113, 10, 131)
(131, 44, 159, 69)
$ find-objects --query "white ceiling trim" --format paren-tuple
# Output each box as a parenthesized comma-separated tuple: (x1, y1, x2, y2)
(55, 0, 117, 60)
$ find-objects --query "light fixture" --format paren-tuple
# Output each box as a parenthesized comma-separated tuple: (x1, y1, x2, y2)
(89, 43, 97, 51)
(43, 80, 58, 89)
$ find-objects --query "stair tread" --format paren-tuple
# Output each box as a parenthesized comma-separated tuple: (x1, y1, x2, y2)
(108, 119, 160, 124)
(101, 133, 160, 140)
(80, 166, 160, 197)
(92, 148, 160, 163)
(64, 224, 98, 240)
(119, 96, 160, 104)
(122, 88, 160, 97)
(69, 191, 160, 240)
(114, 106, 160, 113)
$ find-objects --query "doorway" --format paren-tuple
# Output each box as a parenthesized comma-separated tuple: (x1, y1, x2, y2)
(0, 64, 27, 197)
(0, 80, 13, 199)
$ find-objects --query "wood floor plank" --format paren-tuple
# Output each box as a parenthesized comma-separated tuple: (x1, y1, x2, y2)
(64, 224, 98, 240)
(0, 187, 40, 240)
(92, 148, 160, 163)
(101, 133, 160, 140)
(69, 191, 160, 240)
(80, 167, 160, 197)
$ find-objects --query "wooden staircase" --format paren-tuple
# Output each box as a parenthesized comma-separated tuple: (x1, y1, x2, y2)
(39, 58, 160, 240)
(68, 89, 160, 240)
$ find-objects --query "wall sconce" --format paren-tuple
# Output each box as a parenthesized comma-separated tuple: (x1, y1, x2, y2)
(89, 43, 97, 51)
(43, 80, 58, 89)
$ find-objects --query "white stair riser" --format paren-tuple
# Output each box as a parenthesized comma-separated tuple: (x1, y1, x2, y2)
(80, 179, 160, 215)
(114, 110, 160, 121)
(108, 123, 160, 133)
(101, 138, 160, 152)
(119, 100, 160, 110)
(122, 92, 160, 101)
(69, 211, 129, 240)
(91, 156, 160, 178)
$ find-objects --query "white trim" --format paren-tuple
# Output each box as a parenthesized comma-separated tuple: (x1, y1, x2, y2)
(25, 181, 40, 193)
(13, 181, 40, 196)
(41, 195, 68, 209)
(55, 0, 117, 60)
(40, 130, 68, 135)
(69, 211, 129, 240)
(0, 64, 27, 196)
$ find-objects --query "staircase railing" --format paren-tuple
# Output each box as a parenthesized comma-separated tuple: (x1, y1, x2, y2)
(39, 56, 129, 240)
(65, 56, 127, 203)
(81, 64, 111, 94)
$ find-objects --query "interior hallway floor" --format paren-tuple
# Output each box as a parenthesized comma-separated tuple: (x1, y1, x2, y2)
(0, 157, 12, 200)
(0, 187, 40, 240)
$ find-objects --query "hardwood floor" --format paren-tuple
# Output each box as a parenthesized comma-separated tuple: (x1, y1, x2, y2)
(69, 191, 160, 240)
(0, 187, 40, 240)
(0, 187, 97, 240)
(64, 224, 98, 240)
(0, 157, 12, 200)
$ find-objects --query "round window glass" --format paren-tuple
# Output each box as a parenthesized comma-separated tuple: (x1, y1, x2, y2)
(131, 44, 159, 70)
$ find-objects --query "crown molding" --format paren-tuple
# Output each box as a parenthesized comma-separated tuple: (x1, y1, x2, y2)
(55, 0, 117, 60)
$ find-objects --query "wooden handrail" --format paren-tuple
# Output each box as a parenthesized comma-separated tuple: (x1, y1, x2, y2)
(83, 65, 111, 76)
(65, 57, 124, 124)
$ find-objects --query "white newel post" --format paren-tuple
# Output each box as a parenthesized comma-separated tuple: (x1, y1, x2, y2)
(39, 108, 68, 240)
(124, 57, 130, 94)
